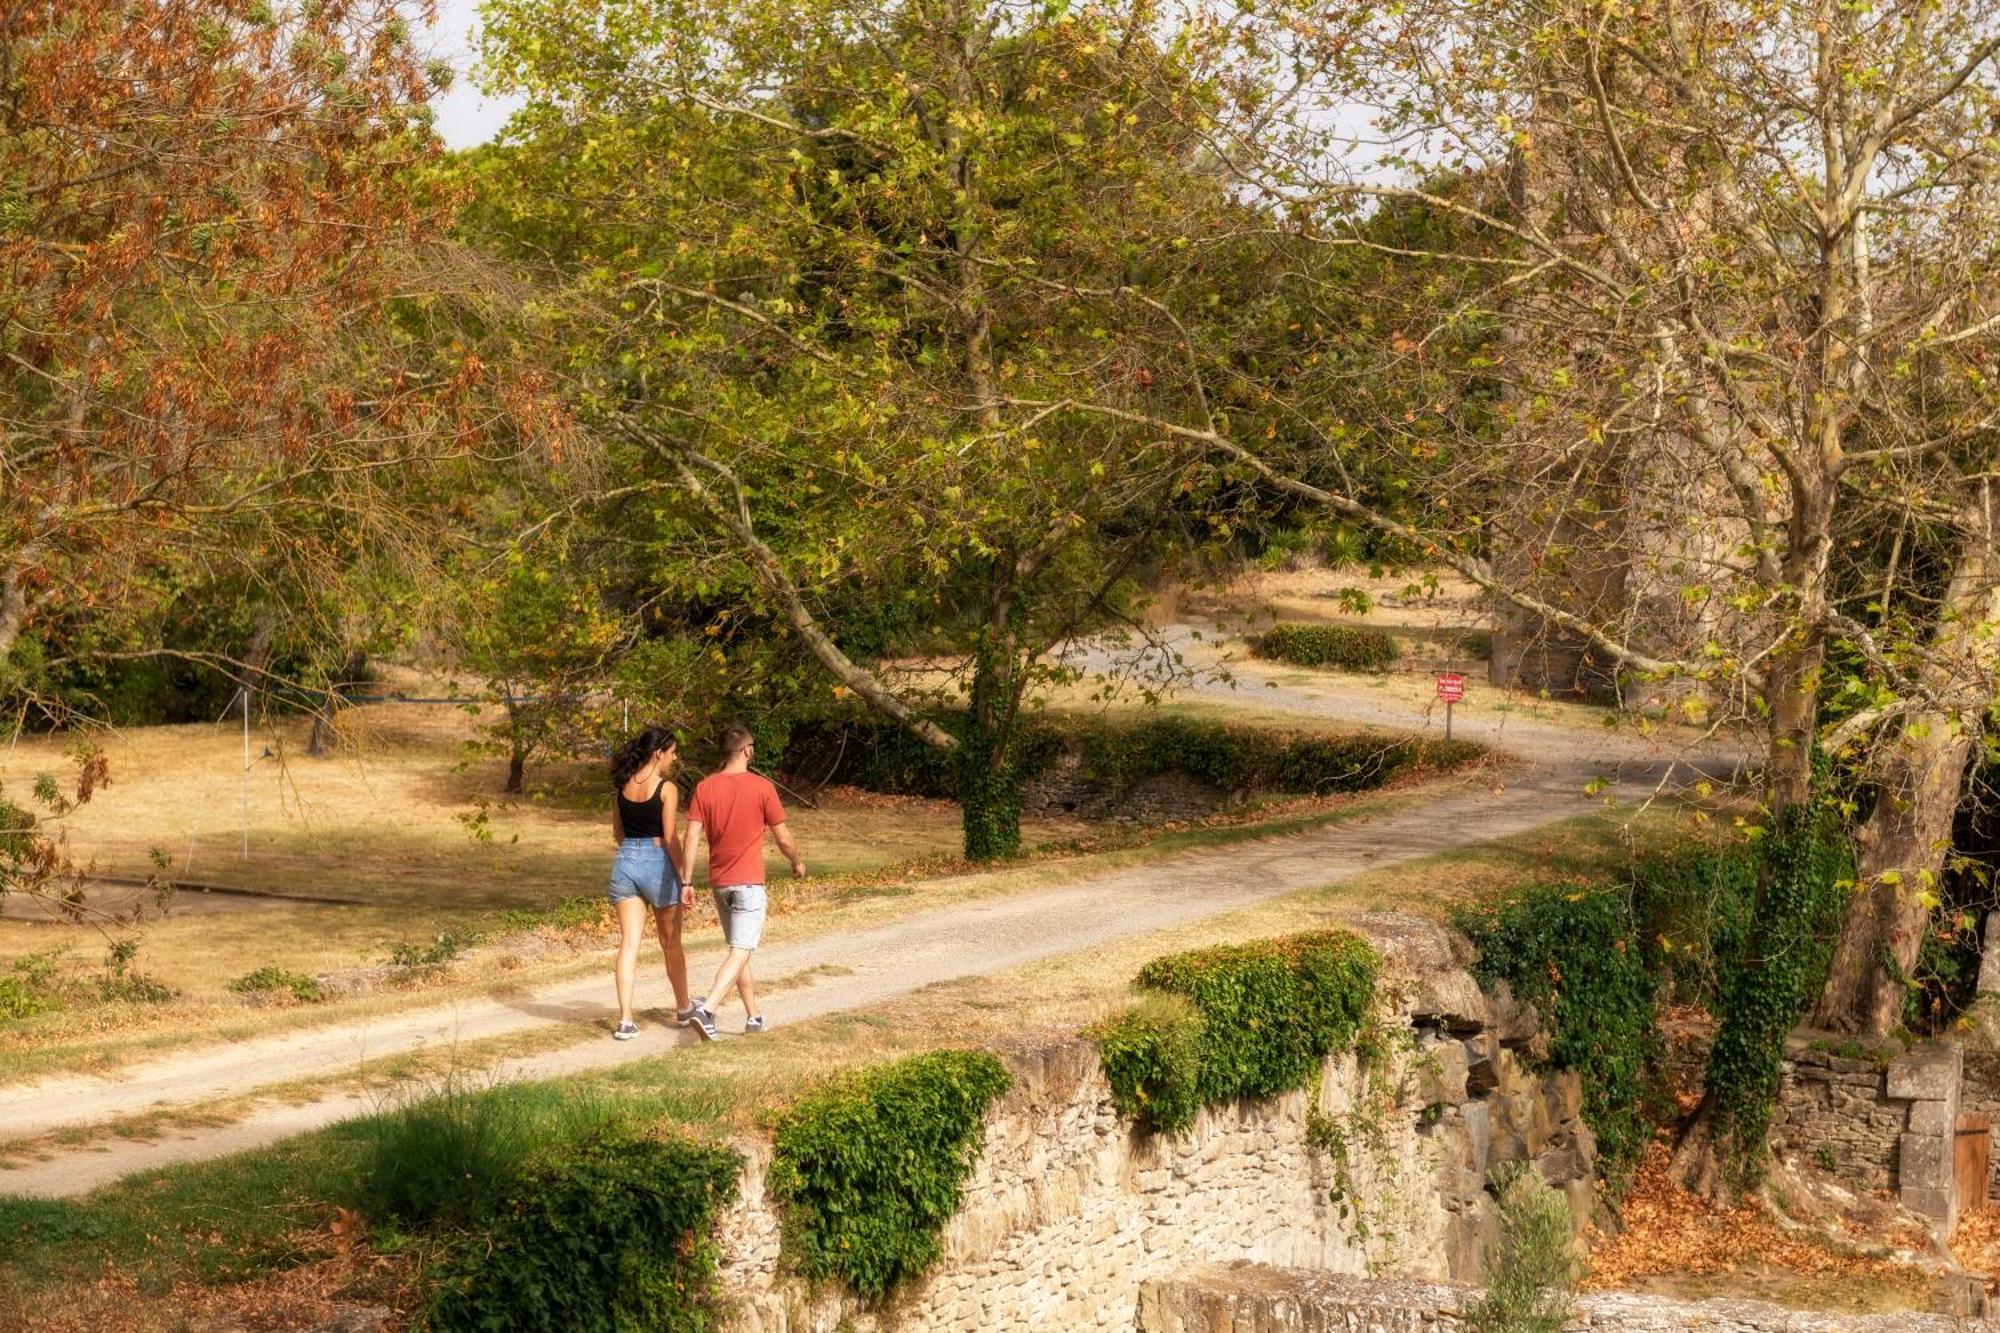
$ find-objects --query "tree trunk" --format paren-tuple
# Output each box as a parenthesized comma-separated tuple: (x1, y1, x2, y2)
(306, 652, 365, 758)
(1813, 481, 2000, 1035)
(239, 608, 277, 719)
(506, 741, 527, 796)
(960, 636, 1022, 861)
(1811, 723, 1975, 1035)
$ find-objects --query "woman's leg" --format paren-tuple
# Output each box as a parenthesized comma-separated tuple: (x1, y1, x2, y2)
(613, 896, 648, 1023)
(653, 904, 690, 1011)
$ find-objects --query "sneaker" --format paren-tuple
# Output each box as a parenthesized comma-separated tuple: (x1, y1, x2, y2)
(675, 998, 705, 1028)
(688, 1003, 719, 1042)
(613, 1019, 640, 1041)
(744, 1015, 767, 1035)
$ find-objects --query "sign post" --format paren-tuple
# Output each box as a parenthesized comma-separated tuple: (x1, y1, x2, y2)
(1435, 671, 1467, 740)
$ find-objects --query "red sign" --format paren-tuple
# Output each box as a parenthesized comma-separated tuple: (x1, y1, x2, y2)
(1435, 672, 1467, 703)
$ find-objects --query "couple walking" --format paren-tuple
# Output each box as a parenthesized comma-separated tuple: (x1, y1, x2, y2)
(607, 722, 806, 1042)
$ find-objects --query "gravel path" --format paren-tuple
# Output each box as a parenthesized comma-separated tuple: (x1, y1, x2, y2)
(0, 641, 1738, 1198)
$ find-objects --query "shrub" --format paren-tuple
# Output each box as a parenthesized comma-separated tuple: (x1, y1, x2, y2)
(1462, 1164, 1580, 1333)
(768, 1050, 1011, 1299)
(1095, 994, 1205, 1134)
(1275, 734, 1413, 795)
(1699, 792, 1853, 1185)
(227, 966, 325, 1004)
(425, 1129, 742, 1333)
(1454, 885, 1658, 1175)
(1080, 715, 1264, 795)
(1252, 623, 1399, 673)
(783, 709, 1484, 807)
(1107, 932, 1378, 1123)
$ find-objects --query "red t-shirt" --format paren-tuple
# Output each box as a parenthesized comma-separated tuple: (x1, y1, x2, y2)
(688, 771, 786, 887)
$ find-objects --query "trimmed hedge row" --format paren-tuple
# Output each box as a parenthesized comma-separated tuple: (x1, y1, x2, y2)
(426, 1130, 742, 1333)
(1097, 931, 1379, 1135)
(1251, 623, 1400, 672)
(767, 1049, 1012, 1300)
(781, 711, 1484, 804)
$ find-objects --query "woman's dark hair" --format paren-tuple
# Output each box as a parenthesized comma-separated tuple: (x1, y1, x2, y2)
(610, 725, 678, 788)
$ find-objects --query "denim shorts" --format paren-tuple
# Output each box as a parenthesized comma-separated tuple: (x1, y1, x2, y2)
(608, 839, 682, 910)
(712, 884, 768, 950)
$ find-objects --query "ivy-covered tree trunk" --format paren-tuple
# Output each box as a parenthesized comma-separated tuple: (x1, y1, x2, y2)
(960, 642, 1022, 861)
(1671, 776, 1851, 1196)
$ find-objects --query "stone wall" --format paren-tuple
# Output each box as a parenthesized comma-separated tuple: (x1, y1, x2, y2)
(1135, 1263, 2000, 1333)
(712, 916, 1595, 1332)
(1018, 750, 1231, 824)
(1770, 1038, 1965, 1227)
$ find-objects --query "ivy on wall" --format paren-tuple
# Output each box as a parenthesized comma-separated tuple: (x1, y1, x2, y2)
(1096, 931, 1379, 1134)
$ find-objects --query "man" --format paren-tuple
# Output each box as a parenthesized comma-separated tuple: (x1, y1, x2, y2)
(682, 723, 805, 1039)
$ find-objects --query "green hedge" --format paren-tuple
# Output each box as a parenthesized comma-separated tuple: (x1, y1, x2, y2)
(426, 1130, 742, 1333)
(768, 1050, 1012, 1300)
(1096, 994, 1205, 1134)
(781, 711, 1483, 804)
(1251, 623, 1400, 672)
(1097, 932, 1379, 1134)
(1453, 885, 1659, 1175)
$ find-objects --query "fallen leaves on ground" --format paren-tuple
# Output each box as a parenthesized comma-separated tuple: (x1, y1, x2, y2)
(1952, 1203, 2000, 1277)
(2, 1224, 418, 1333)
(1587, 1141, 1930, 1303)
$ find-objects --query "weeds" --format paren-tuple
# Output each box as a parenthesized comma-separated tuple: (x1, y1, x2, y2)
(1462, 1164, 1581, 1333)
(0, 943, 175, 1021)
(227, 966, 326, 1004)
(385, 929, 480, 973)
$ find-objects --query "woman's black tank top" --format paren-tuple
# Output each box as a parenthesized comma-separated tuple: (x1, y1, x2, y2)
(616, 779, 666, 839)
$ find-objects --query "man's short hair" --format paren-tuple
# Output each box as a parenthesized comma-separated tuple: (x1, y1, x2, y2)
(719, 724, 754, 758)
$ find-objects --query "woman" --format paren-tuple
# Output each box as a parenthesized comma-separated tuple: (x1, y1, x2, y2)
(607, 725, 694, 1039)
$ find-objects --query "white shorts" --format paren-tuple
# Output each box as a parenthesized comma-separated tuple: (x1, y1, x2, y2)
(712, 884, 768, 950)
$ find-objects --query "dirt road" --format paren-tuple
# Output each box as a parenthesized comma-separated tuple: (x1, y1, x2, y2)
(0, 648, 1732, 1198)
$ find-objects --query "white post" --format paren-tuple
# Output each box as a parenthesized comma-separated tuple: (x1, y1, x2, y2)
(241, 685, 251, 861)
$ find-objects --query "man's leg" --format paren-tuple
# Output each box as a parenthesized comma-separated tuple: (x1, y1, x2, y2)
(734, 957, 758, 1018)
(706, 948, 751, 1011)
(653, 904, 689, 1012)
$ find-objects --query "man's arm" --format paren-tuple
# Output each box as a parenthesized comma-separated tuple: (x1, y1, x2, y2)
(771, 821, 806, 879)
(682, 820, 703, 888)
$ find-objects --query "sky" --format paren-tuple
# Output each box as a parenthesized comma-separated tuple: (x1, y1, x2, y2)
(426, 0, 524, 149)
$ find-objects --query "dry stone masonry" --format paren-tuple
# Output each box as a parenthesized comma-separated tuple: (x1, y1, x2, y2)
(1772, 1038, 1965, 1226)
(713, 914, 1595, 1332)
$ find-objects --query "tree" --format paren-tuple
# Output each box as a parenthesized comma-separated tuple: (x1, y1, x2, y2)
(1178, 0, 2000, 1181)
(0, 1, 464, 675)
(455, 557, 624, 795)
(473, 0, 1316, 857)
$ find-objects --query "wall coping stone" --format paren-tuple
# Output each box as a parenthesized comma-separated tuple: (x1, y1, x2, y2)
(1134, 1263, 2000, 1333)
